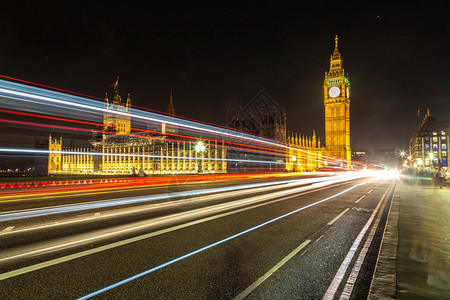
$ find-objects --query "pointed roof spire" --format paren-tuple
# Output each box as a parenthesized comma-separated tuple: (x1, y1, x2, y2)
(111, 77, 122, 105)
(126, 93, 131, 108)
(168, 89, 175, 116)
(333, 35, 339, 56)
(113, 77, 119, 94)
(326, 35, 344, 78)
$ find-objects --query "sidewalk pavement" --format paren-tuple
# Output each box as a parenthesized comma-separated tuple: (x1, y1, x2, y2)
(369, 178, 450, 300)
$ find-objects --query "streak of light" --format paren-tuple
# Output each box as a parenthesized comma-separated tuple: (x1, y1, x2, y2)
(0, 180, 346, 281)
(0, 85, 285, 148)
(0, 177, 336, 222)
(77, 182, 366, 299)
(0, 78, 360, 168)
(0, 108, 287, 156)
(0, 176, 336, 235)
(0, 147, 283, 165)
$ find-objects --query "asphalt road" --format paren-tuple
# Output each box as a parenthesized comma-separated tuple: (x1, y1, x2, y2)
(0, 174, 395, 299)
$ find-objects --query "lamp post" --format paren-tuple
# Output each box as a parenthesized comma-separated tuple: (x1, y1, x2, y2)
(195, 141, 206, 173)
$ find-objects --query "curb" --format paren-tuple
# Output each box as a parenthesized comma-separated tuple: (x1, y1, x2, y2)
(368, 185, 399, 299)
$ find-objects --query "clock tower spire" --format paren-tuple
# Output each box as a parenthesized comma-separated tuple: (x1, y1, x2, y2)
(323, 35, 351, 167)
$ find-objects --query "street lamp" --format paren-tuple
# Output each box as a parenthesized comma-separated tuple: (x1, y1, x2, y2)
(292, 155, 296, 172)
(195, 141, 206, 173)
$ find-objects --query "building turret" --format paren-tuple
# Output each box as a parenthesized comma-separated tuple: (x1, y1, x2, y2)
(168, 89, 176, 116)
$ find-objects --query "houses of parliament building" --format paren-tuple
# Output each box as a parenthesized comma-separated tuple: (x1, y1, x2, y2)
(47, 36, 351, 175)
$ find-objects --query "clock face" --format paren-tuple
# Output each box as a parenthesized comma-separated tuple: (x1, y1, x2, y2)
(329, 86, 340, 98)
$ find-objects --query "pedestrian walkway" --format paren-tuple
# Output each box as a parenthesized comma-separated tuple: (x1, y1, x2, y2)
(369, 178, 450, 300)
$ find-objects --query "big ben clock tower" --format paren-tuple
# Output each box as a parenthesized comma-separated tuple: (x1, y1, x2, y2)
(324, 35, 351, 166)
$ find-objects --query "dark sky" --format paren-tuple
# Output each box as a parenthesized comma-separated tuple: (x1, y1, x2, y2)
(1, 1, 449, 152)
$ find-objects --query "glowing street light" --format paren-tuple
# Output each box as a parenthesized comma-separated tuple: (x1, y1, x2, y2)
(292, 155, 296, 172)
(195, 141, 206, 153)
(195, 141, 206, 173)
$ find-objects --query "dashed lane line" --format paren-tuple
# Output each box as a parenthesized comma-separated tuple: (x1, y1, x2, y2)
(233, 239, 311, 300)
(2, 226, 14, 233)
(355, 195, 366, 203)
(327, 208, 350, 226)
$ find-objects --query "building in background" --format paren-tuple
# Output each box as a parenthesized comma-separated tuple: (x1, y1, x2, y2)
(352, 149, 369, 165)
(409, 109, 449, 170)
(285, 130, 325, 172)
(47, 80, 227, 175)
(227, 90, 324, 172)
(323, 36, 351, 167)
(227, 90, 287, 143)
(371, 148, 400, 169)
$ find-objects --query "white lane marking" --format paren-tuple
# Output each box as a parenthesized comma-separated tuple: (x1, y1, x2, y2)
(339, 189, 390, 299)
(0, 182, 350, 281)
(367, 189, 373, 194)
(2, 226, 14, 233)
(233, 239, 311, 300)
(327, 208, 350, 226)
(355, 195, 366, 204)
(322, 183, 394, 300)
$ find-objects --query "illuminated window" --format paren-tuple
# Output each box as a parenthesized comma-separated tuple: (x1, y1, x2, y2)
(443, 158, 448, 166)
(433, 131, 437, 135)
(442, 136, 447, 140)
(433, 137, 438, 142)
(442, 151, 447, 157)
(433, 144, 439, 150)
(442, 131, 446, 135)
(425, 144, 430, 150)
(443, 144, 448, 150)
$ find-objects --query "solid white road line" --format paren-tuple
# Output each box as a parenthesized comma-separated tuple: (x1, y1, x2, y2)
(327, 208, 350, 226)
(339, 187, 390, 300)
(322, 183, 393, 300)
(233, 239, 311, 300)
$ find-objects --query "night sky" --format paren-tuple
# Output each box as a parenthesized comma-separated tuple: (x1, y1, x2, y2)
(1, 1, 449, 152)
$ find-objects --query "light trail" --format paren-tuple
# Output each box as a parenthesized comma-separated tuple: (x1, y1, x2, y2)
(0, 176, 338, 235)
(0, 78, 355, 164)
(0, 77, 362, 172)
(0, 177, 337, 222)
(0, 108, 288, 156)
(0, 147, 283, 165)
(0, 84, 285, 148)
(77, 182, 366, 299)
